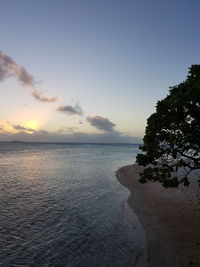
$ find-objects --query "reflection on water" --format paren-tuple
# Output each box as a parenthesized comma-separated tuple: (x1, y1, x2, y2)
(0, 143, 146, 266)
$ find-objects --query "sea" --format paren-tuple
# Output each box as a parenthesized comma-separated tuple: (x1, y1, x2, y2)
(0, 142, 146, 267)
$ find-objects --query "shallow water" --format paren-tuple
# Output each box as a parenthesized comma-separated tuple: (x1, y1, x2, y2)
(0, 143, 146, 266)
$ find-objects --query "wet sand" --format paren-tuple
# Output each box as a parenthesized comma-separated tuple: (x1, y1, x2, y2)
(116, 164, 200, 267)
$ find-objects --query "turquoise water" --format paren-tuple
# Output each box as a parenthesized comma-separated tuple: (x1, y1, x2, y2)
(0, 143, 146, 266)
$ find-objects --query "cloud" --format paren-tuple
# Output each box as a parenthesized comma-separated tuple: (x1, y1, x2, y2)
(0, 51, 34, 86)
(0, 120, 142, 144)
(0, 129, 142, 144)
(13, 124, 35, 132)
(35, 130, 49, 134)
(32, 89, 57, 103)
(56, 103, 83, 115)
(0, 51, 58, 103)
(87, 115, 116, 132)
(67, 127, 79, 133)
(57, 127, 79, 133)
(0, 125, 4, 131)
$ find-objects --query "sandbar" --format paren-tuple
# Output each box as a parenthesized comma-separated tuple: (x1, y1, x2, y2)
(116, 164, 200, 267)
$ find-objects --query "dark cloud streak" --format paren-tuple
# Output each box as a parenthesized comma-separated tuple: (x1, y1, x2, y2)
(0, 51, 34, 86)
(0, 51, 58, 103)
(56, 103, 83, 115)
(87, 115, 116, 132)
(13, 124, 35, 132)
(32, 89, 57, 103)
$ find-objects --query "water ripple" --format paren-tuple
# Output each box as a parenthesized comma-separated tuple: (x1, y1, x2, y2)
(0, 143, 146, 266)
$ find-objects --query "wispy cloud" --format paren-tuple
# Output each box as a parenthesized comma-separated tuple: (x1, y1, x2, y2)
(13, 124, 35, 133)
(0, 51, 34, 86)
(87, 115, 116, 132)
(32, 89, 57, 103)
(56, 103, 83, 115)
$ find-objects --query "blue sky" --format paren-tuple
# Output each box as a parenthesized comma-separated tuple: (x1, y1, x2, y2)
(0, 0, 200, 142)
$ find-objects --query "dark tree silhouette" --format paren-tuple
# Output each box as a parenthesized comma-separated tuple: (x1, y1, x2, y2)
(136, 65, 200, 188)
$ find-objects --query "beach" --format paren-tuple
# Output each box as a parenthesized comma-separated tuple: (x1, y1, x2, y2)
(116, 164, 200, 267)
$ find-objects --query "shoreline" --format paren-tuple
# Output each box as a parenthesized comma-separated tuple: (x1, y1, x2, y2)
(116, 164, 200, 267)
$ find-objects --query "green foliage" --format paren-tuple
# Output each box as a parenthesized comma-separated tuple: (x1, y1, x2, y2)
(136, 65, 200, 188)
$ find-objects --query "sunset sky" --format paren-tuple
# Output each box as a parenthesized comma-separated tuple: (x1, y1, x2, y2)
(0, 0, 200, 143)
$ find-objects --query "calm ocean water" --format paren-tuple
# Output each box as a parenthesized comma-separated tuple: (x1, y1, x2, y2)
(0, 142, 146, 267)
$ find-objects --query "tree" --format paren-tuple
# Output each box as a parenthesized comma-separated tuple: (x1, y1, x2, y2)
(136, 65, 200, 188)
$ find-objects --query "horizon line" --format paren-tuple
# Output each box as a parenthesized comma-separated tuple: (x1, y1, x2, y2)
(0, 140, 142, 145)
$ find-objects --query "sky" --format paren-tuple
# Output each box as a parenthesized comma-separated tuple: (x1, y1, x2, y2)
(0, 0, 200, 143)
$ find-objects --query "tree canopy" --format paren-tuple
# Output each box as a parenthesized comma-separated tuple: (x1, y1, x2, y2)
(136, 65, 200, 188)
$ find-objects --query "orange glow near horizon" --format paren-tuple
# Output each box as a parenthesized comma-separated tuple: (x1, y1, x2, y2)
(12, 109, 51, 132)
(0, 120, 15, 133)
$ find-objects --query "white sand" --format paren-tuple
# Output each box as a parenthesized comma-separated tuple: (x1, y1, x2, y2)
(116, 164, 200, 267)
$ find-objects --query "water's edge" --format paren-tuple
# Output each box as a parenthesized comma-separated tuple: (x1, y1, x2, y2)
(116, 167, 148, 267)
